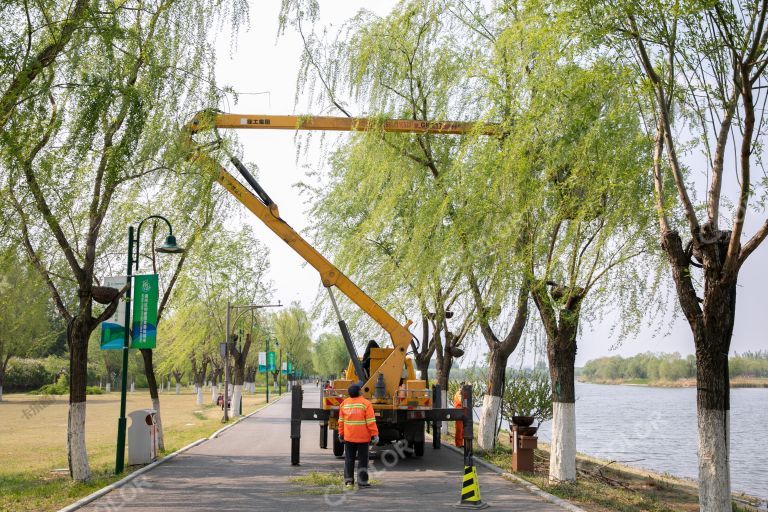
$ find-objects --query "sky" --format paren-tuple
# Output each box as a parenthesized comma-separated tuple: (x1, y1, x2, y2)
(212, 1, 767, 367)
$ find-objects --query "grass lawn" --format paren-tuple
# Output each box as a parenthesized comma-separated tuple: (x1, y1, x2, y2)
(441, 423, 761, 512)
(0, 388, 276, 512)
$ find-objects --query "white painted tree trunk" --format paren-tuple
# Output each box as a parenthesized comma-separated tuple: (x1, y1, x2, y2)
(231, 384, 242, 416)
(175, 383, 180, 395)
(68, 402, 91, 481)
(211, 384, 218, 403)
(0, 385, 3, 402)
(549, 402, 576, 482)
(196, 386, 203, 405)
(698, 408, 731, 511)
(273, 379, 277, 391)
(440, 391, 448, 434)
(151, 397, 165, 451)
(130, 382, 134, 393)
(106, 383, 111, 393)
(478, 394, 501, 450)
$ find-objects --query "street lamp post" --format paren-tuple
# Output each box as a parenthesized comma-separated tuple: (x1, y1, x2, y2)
(275, 341, 281, 395)
(115, 215, 183, 475)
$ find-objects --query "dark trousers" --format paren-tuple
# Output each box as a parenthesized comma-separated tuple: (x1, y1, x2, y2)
(343, 441, 369, 484)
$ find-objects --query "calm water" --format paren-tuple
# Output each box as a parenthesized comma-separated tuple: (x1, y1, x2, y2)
(503, 382, 768, 501)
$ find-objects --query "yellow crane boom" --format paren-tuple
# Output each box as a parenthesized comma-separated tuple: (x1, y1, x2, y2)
(185, 112, 494, 398)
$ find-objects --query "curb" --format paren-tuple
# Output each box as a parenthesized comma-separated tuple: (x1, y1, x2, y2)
(429, 435, 586, 512)
(58, 393, 288, 512)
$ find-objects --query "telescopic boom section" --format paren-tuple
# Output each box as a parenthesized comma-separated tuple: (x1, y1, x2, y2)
(189, 113, 498, 136)
(185, 112, 494, 398)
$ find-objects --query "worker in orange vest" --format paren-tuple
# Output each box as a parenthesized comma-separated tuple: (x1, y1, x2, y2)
(453, 384, 464, 448)
(338, 383, 379, 488)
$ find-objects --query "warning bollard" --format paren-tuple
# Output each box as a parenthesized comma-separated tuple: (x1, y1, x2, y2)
(455, 384, 489, 509)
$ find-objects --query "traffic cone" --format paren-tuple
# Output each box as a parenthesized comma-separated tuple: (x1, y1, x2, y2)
(455, 465, 489, 509)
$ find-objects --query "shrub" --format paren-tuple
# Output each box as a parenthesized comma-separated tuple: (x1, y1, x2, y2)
(500, 370, 553, 427)
(4, 358, 52, 391)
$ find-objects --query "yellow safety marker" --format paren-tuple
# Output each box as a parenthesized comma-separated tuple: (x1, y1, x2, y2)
(455, 465, 489, 509)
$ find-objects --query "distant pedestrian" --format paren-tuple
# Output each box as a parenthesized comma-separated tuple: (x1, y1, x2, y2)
(453, 384, 465, 447)
(338, 383, 378, 488)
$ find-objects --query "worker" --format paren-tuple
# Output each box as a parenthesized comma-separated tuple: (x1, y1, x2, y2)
(361, 339, 379, 379)
(453, 384, 465, 448)
(338, 383, 379, 488)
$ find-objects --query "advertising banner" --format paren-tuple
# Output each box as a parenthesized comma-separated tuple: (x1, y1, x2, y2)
(267, 351, 276, 372)
(131, 274, 158, 349)
(100, 276, 126, 350)
(258, 351, 267, 373)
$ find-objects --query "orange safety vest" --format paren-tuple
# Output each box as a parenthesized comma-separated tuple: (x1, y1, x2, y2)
(338, 395, 379, 443)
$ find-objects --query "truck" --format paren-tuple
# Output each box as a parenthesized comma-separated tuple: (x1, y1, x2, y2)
(184, 112, 493, 461)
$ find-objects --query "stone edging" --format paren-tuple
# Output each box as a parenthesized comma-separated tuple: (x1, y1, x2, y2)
(58, 393, 288, 512)
(431, 436, 587, 512)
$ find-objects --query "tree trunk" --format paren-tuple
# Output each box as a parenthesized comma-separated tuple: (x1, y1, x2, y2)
(138, 349, 164, 451)
(68, 315, 91, 482)
(0, 354, 9, 402)
(662, 229, 736, 509)
(547, 313, 578, 483)
(478, 350, 507, 450)
(696, 278, 736, 511)
(173, 371, 182, 395)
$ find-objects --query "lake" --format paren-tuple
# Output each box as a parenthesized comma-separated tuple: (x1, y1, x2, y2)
(504, 382, 768, 501)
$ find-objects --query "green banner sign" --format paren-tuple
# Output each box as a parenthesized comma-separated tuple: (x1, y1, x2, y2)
(267, 351, 276, 371)
(100, 275, 127, 350)
(131, 274, 158, 349)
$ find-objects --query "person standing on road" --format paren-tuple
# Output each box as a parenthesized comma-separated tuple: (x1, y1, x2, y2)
(338, 383, 379, 488)
(453, 384, 465, 448)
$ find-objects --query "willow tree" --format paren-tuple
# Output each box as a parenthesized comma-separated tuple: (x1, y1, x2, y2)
(0, 0, 90, 130)
(512, 61, 656, 482)
(159, 225, 272, 416)
(1, 0, 247, 481)
(286, 1, 482, 403)
(272, 305, 314, 380)
(573, 0, 768, 506)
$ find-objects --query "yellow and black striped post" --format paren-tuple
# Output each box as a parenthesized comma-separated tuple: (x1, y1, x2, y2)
(455, 385, 489, 509)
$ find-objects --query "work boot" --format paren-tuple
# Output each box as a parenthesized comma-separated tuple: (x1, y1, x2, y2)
(358, 482, 371, 488)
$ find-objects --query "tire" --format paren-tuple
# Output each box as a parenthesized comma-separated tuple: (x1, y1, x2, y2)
(413, 440, 424, 457)
(332, 433, 345, 457)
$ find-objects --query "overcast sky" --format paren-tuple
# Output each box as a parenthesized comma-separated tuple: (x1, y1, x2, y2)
(212, 1, 767, 367)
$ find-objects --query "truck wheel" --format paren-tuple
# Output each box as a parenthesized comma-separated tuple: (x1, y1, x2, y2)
(332, 433, 345, 457)
(413, 440, 424, 457)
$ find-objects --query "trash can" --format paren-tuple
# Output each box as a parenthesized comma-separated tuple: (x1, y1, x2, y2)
(128, 409, 157, 465)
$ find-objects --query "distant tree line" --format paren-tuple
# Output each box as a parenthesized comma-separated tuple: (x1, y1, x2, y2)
(580, 352, 768, 382)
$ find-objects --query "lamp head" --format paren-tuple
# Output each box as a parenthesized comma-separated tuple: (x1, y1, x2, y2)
(156, 235, 184, 254)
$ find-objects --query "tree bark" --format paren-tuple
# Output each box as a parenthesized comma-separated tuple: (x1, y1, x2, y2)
(0, 354, 10, 402)
(229, 333, 252, 416)
(662, 229, 736, 510)
(67, 313, 92, 482)
(532, 282, 581, 483)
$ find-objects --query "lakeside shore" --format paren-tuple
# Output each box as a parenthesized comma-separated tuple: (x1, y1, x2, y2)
(444, 424, 765, 512)
(577, 377, 768, 388)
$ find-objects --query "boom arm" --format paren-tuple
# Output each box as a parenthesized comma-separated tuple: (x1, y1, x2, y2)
(186, 112, 494, 398)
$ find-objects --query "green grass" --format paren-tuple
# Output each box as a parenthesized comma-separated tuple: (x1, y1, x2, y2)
(288, 470, 380, 495)
(0, 390, 280, 512)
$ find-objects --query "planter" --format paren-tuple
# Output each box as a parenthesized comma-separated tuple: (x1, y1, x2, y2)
(511, 415, 534, 427)
(510, 426, 538, 437)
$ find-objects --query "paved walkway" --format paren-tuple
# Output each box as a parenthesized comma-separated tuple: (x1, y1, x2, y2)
(81, 387, 567, 511)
